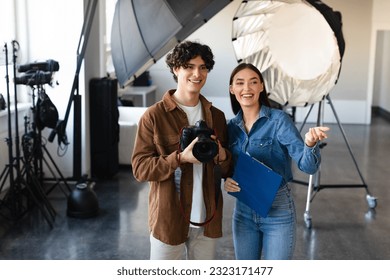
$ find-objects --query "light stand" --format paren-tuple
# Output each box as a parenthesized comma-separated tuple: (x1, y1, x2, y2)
(294, 95, 377, 228)
(0, 42, 56, 228)
(22, 85, 71, 197)
(47, 0, 99, 218)
(48, 0, 97, 181)
(0, 42, 20, 220)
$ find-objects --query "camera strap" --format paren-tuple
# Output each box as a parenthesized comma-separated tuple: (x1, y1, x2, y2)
(179, 163, 222, 227)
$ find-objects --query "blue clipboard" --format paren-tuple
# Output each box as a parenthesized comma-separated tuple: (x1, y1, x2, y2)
(229, 152, 283, 217)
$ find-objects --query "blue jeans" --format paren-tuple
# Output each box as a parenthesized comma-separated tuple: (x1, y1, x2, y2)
(232, 184, 296, 260)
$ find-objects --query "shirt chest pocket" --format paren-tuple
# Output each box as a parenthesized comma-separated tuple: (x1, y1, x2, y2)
(229, 139, 241, 157)
(154, 134, 180, 155)
(249, 138, 273, 160)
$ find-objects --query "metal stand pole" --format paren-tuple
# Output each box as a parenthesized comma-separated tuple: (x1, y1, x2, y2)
(0, 42, 56, 228)
(293, 95, 377, 228)
(27, 86, 71, 197)
(0, 43, 19, 219)
(48, 0, 98, 182)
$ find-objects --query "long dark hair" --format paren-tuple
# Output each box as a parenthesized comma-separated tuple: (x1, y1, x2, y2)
(229, 63, 271, 115)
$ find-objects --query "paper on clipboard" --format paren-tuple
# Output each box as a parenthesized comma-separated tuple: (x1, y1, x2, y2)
(229, 152, 283, 217)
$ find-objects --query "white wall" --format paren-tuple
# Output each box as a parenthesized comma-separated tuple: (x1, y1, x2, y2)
(369, 0, 390, 113)
(378, 33, 390, 111)
(372, 31, 390, 111)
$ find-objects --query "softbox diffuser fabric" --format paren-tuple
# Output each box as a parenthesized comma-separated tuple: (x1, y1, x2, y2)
(231, 0, 344, 107)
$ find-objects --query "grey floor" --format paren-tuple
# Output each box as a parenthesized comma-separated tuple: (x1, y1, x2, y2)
(0, 115, 389, 260)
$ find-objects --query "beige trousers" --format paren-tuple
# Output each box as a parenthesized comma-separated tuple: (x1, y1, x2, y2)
(150, 227, 218, 260)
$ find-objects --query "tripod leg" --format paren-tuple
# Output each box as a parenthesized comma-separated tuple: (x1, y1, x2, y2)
(303, 174, 314, 229)
(41, 144, 71, 194)
(292, 103, 316, 186)
(23, 173, 56, 227)
(326, 97, 368, 188)
(298, 103, 315, 133)
(0, 165, 11, 193)
(41, 155, 68, 196)
(325, 95, 377, 208)
(303, 100, 325, 228)
(23, 158, 56, 227)
(0, 165, 12, 219)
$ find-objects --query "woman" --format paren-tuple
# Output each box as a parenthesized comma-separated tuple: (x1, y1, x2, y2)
(224, 63, 329, 260)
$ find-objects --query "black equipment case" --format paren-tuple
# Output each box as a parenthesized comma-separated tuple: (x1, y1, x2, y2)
(89, 77, 119, 179)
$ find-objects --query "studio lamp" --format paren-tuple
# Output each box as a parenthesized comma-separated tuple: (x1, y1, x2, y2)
(231, 0, 344, 107)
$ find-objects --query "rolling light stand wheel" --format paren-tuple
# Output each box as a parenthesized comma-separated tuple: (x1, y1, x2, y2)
(366, 194, 377, 209)
(303, 211, 312, 229)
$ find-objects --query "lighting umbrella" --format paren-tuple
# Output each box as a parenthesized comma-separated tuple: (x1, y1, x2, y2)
(111, 0, 232, 87)
(231, 0, 345, 107)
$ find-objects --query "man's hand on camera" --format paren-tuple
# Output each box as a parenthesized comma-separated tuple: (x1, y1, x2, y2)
(179, 137, 201, 164)
(211, 135, 227, 163)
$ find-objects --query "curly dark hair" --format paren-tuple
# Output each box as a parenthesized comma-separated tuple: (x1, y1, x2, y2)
(165, 41, 215, 82)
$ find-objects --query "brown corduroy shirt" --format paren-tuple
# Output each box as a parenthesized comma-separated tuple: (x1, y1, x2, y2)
(131, 90, 232, 245)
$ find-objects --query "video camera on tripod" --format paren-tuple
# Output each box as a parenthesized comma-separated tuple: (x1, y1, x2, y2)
(15, 59, 59, 86)
(18, 59, 59, 73)
(15, 59, 60, 131)
(14, 71, 53, 86)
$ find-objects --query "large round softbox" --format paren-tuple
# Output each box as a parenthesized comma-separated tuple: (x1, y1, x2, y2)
(232, 0, 344, 107)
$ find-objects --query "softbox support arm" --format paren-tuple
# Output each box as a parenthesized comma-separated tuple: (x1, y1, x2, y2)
(49, 0, 98, 181)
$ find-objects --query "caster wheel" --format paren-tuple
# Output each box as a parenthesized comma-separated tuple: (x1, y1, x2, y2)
(304, 211, 312, 229)
(366, 194, 377, 209)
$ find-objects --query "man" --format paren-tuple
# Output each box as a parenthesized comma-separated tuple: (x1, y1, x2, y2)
(131, 41, 231, 260)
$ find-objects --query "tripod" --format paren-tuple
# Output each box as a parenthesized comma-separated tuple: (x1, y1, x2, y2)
(293, 94, 377, 229)
(0, 42, 56, 228)
(23, 86, 71, 197)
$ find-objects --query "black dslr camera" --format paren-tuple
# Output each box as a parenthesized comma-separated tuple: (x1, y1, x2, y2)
(180, 120, 218, 163)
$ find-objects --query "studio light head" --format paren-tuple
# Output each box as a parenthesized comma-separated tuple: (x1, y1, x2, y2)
(18, 59, 59, 73)
(231, 0, 344, 107)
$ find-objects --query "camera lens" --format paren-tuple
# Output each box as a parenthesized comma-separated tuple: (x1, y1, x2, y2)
(179, 120, 218, 163)
(193, 136, 218, 163)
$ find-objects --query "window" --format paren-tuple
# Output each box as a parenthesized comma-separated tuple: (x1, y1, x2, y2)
(0, 0, 16, 104)
(105, 0, 117, 76)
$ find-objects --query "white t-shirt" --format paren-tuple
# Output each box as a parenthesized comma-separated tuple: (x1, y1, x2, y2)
(177, 101, 205, 226)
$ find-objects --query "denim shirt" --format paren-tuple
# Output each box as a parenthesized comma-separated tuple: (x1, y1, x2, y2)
(228, 105, 321, 186)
